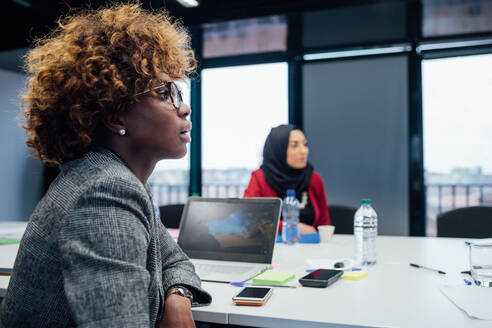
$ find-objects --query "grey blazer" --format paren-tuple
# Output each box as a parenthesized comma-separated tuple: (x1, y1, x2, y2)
(0, 148, 211, 328)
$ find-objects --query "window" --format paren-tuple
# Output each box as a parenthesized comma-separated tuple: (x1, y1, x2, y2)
(148, 81, 191, 206)
(423, 53, 492, 236)
(202, 15, 287, 58)
(303, 1, 406, 49)
(201, 63, 288, 197)
(423, 0, 492, 37)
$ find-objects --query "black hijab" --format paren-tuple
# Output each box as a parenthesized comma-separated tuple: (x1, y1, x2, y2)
(260, 124, 314, 199)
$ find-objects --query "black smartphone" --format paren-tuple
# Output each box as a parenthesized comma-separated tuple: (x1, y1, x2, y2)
(299, 269, 343, 288)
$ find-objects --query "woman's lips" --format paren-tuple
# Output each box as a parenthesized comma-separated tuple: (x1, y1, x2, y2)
(179, 132, 191, 142)
(181, 122, 192, 133)
(179, 123, 192, 142)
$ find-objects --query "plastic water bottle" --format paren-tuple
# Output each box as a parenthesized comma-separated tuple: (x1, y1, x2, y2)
(282, 189, 300, 245)
(354, 199, 378, 266)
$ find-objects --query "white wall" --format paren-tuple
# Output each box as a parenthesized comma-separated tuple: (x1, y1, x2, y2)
(0, 68, 43, 221)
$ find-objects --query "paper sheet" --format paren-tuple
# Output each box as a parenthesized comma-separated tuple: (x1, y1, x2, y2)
(440, 284, 492, 320)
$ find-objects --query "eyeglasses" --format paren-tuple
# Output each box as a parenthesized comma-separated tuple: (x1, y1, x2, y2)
(136, 81, 183, 110)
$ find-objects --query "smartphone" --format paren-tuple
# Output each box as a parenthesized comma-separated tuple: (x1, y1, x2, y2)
(299, 269, 343, 288)
(232, 287, 273, 306)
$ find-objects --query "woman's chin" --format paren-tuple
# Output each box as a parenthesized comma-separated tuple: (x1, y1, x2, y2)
(159, 147, 187, 160)
(293, 162, 307, 169)
(173, 147, 188, 159)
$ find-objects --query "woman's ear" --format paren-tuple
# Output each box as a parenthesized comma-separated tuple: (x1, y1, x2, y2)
(103, 114, 127, 136)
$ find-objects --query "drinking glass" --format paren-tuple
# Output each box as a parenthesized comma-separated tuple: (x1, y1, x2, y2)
(468, 240, 492, 287)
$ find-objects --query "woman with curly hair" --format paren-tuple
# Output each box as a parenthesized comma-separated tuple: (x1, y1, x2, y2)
(0, 3, 210, 328)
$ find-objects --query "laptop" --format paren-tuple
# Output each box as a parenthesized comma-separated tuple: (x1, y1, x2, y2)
(177, 197, 282, 283)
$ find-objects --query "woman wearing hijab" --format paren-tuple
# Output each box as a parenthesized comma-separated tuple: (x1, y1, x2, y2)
(244, 124, 331, 233)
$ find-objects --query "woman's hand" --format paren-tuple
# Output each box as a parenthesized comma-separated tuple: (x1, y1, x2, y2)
(158, 294, 195, 328)
(299, 222, 317, 234)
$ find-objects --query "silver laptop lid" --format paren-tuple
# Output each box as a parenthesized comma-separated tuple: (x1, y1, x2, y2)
(177, 197, 281, 264)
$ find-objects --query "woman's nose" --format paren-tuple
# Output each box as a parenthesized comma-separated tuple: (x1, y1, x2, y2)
(178, 102, 191, 118)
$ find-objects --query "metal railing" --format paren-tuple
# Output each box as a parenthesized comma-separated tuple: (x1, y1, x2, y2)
(425, 183, 492, 215)
(148, 183, 248, 205)
(149, 183, 189, 205)
(423, 183, 492, 236)
(202, 184, 247, 198)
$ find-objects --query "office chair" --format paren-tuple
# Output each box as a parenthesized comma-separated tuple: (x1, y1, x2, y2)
(437, 206, 492, 238)
(159, 204, 185, 229)
(328, 204, 357, 234)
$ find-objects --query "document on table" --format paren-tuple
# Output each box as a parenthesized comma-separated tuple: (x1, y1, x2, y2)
(440, 284, 492, 320)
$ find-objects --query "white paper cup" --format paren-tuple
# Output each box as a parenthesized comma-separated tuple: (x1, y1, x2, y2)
(318, 225, 335, 243)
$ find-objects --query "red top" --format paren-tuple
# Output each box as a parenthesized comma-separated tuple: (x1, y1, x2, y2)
(243, 169, 331, 231)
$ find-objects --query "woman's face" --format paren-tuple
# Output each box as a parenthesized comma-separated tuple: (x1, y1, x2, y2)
(286, 129, 309, 169)
(123, 84, 192, 160)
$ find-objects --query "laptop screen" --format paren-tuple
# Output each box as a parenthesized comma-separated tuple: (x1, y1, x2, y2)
(177, 197, 281, 263)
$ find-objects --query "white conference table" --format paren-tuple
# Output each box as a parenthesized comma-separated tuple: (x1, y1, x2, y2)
(0, 221, 489, 327)
(193, 236, 490, 328)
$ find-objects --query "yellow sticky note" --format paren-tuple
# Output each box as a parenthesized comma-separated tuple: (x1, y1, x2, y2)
(343, 271, 368, 280)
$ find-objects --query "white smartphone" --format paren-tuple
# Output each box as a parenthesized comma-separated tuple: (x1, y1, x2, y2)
(232, 287, 273, 306)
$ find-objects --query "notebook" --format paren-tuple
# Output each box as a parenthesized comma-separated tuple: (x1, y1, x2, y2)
(177, 197, 282, 283)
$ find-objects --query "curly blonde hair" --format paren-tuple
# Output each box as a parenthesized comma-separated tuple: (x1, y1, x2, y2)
(22, 3, 196, 165)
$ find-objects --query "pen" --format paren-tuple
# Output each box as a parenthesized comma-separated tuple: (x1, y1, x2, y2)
(230, 282, 297, 288)
(463, 278, 472, 286)
(409, 263, 446, 275)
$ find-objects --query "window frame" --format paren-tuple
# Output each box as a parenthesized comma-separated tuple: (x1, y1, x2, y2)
(187, 6, 492, 236)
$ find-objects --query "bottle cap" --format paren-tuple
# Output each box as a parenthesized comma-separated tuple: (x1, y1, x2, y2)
(360, 199, 371, 204)
(286, 189, 295, 197)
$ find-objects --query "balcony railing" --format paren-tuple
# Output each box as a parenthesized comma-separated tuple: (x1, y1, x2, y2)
(425, 183, 492, 214)
(425, 183, 492, 236)
(149, 183, 189, 205)
(148, 183, 248, 205)
(202, 184, 247, 198)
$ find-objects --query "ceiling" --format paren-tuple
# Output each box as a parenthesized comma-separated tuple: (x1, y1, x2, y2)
(0, 0, 394, 51)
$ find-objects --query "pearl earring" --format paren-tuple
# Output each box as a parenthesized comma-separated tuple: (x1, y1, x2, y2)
(119, 129, 126, 136)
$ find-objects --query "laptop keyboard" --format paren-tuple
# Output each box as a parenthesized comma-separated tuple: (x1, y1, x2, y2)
(194, 263, 257, 275)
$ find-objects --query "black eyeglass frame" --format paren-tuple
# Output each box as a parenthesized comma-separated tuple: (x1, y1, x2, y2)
(136, 81, 183, 110)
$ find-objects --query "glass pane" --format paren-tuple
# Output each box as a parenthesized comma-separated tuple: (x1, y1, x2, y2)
(202, 15, 287, 58)
(148, 80, 191, 206)
(303, 1, 406, 49)
(303, 56, 409, 235)
(201, 63, 288, 197)
(423, 0, 492, 37)
(423, 53, 492, 236)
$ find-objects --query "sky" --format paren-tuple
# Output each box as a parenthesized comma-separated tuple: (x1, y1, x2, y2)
(422, 53, 492, 174)
(201, 63, 288, 170)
